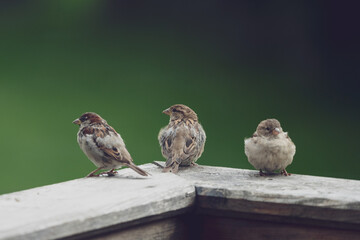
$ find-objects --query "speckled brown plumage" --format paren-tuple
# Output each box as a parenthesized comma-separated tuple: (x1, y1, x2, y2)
(158, 104, 206, 173)
(73, 112, 148, 177)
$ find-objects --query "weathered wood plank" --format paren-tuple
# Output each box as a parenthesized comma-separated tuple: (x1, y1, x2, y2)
(199, 216, 360, 240)
(0, 165, 195, 240)
(83, 217, 189, 240)
(1, 163, 360, 239)
(175, 164, 360, 227)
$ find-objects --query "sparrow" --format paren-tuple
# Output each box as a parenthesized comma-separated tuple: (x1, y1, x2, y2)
(73, 112, 148, 177)
(158, 104, 206, 173)
(244, 119, 296, 176)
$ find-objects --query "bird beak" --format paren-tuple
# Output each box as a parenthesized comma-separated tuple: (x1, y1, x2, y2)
(162, 108, 171, 116)
(73, 118, 81, 125)
(272, 128, 280, 136)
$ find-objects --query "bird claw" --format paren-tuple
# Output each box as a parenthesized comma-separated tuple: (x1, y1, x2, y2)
(259, 170, 267, 176)
(281, 169, 291, 176)
(162, 162, 179, 173)
(104, 169, 118, 176)
(86, 167, 103, 177)
(259, 169, 291, 177)
(86, 173, 100, 177)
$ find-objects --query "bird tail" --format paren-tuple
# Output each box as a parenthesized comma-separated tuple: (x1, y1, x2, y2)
(152, 161, 165, 169)
(126, 162, 149, 176)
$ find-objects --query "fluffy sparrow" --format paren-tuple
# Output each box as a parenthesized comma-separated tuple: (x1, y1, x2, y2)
(158, 104, 206, 173)
(244, 119, 296, 176)
(73, 112, 148, 177)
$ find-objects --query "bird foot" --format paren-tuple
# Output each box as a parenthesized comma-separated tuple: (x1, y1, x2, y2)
(281, 169, 291, 176)
(162, 167, 178, 173)
(86, 173, 101, 177)
(163, 162, 179, 173)
(105, 169, 118, 177)
(259, 170, 267, 176)
(86, 167, 104, 177)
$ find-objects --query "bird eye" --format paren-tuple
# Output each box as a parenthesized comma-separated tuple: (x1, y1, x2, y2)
(265, 127, 270, 131)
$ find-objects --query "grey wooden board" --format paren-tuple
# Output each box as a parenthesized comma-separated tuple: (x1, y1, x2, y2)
(175, 164, 360, 224)
(88, 217, 188, 240)
(1, 162, 360, 240)
(0, 164, 195, 240)
(199, 216, 360, 240)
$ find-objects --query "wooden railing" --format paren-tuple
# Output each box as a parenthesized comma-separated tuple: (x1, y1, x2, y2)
(1, 162, 360, 240)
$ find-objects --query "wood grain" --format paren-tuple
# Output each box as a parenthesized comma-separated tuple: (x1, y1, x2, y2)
(1, 163, 360, 239)
(199, 216, 360, 240)
(0, 165, 194, 240)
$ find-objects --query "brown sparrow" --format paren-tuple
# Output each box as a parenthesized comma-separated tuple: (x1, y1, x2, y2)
(158, 104, 206, 173)
(244, 119, 296, 176)
(73, 112, 148, 177)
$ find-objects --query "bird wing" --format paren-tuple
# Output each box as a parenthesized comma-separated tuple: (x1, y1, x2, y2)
(92, 127, 133, 165)
(158, 126, 175, 165)
(182, 123, 206, 159)
(99, 144, 122, 160)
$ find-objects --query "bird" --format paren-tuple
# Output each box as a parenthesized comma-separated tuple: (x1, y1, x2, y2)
(244, 119, 296, 176)
(73, 112, 148, 177)
(158, 104, 206, 173)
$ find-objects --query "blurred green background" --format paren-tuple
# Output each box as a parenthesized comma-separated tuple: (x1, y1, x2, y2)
(1, 1, 359, 195)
